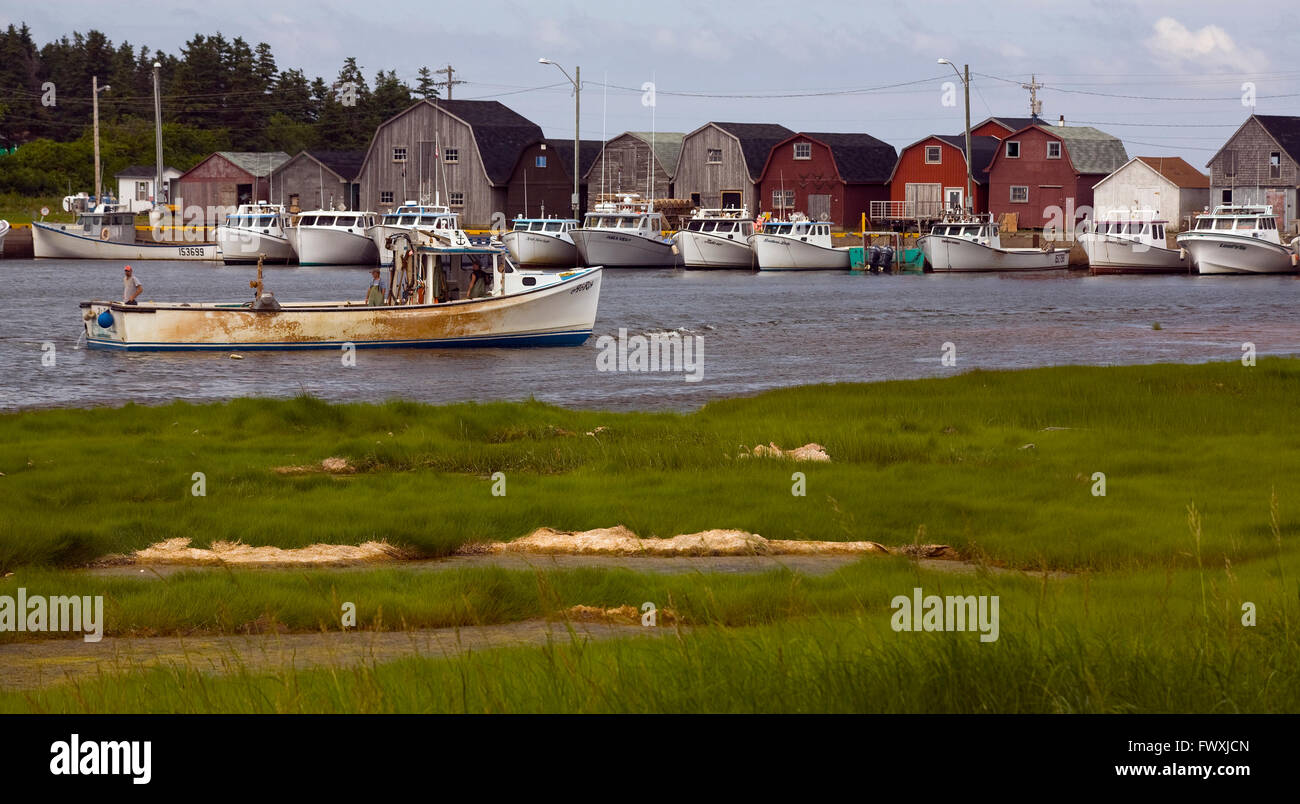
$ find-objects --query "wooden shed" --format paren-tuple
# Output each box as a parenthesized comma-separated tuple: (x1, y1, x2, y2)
(171, 151, 290, 222)
(270, 150, 365, 212)
(583, 132, 682, 203)
(1091, 156, 1209, 231)
(756, 132, 896, 228)
(881, 134, 999, 222)
(986, 123, 1127, 228)
(675, 123, 793, 214)
(1205, 114, 1300, 231)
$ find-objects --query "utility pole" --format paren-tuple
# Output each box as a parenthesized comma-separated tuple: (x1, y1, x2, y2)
(92, 76, 103, 202)
(1022, 74, 1043, 120)
(152, 62, 164, 207)
(435, 65, 465, 100)
(573, 65, 580, 218)
(938, 59, 973, 216)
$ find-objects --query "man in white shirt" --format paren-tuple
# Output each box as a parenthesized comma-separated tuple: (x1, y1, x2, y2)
(122, 265, 142, 305)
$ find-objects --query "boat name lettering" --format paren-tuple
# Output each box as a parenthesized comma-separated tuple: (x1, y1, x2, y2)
(1218, 243, 1247, 251)
(569, 280, 594, 294)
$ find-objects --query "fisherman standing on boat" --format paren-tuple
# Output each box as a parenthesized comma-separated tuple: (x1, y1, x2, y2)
(365, 268, 387, 306)
(466, 257, 491, 299)
(122, 265, 142, 305)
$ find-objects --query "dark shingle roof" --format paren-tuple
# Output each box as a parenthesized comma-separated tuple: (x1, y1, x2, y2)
(933, 135, 1001, 184)
(307, 150, 366, 181)
(795, 132, 897, 183)
(1043, 125, 1128, 174)
(217, 152, 290, 176)
(979, 116, 1041, 134)
(711, 122, 795, 181)
(547, 138, 605, 179)
(1254, 115, 1300, 164)
(423, 99, 544, 185)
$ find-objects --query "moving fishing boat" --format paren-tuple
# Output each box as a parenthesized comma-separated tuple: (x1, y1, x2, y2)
(214, 202, 294, 264)
(287, 209, 380, 265)
(367, 203, 462, 266)
(569, 197, 678, 267)
(1078, 211, 1188, 274)
(501, 217, 579, 266)
(32, 204, 218, 260)
(79, 241, 603, 351)
(1176, 205, 1298, 275)
(674, 207, 755, 269)
(749, 217, 850, 271)
(918, 215, 1069, 272)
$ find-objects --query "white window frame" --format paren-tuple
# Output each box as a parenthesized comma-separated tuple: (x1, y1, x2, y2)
(449, 191, 465, 208)
(793, 142, 812, 160)
(706, 148, 723, 164)
(1046, 141, 1061, 160)
(925, 145, 942, 164)
(392, 147, 407, 163)
(1005, 141, 1020, 159)
(444, 148, 459, 164)
(1010, 185, 1029, 203)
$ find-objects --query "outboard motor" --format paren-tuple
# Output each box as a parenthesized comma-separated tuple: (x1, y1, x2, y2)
(880, 245, 894, 272)
(868, 245, 882, 270)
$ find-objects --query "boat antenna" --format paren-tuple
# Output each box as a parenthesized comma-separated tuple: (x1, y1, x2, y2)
(648, 70, 656, 213)
(600, 72, 608, 206)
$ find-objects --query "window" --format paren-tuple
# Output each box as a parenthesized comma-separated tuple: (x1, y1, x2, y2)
(1047, 141, 1061, 159)
(1270, 151, 1281, 179)
(772, 190, 784, 208)
(925, 146, 941, 164)
(1222, 189, 1233, 204)
(794, 142, 812, 160)
(1010, 185, 1029, 203)
(380, 191, 394, 204)
(392, 147, 407, 163)
(449, 192, 464, 208)
(707, 148, 722, 164)
(1005, 141, 1020, 158)
(135, 181, 150, 201)
(444, 148, 459, 164)
(784, 189, 795, 208)
(535, 155, 547, 168)
(690, 193, 701, 206)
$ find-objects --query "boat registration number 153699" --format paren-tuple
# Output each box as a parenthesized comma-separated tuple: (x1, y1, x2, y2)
(178, 247, 207, 257)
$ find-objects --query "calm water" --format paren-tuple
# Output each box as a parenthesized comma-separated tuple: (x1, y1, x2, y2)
(2, 258, 1298, 411)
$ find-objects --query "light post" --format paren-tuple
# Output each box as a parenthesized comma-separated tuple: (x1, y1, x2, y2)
(938, 58, 972, 217)
(539, 58, 580, 219)
(92, 77, 111, 204)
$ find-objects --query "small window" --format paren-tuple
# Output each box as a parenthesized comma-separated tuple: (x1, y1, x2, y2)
(784, 190, 795, 208)
(706, 148, 722, 164)
(1270, 151, 1281, 179)
(794, 142, 812, 160)
(1222, 189, 1232, 204)
(449, 191, 464, 208)
(1010, 185, 1029, 203)
(1006, 141, 1020, 159)
(1047, 141, 1061, 159)
(535, 155, 547, 168)
(444, 148, 459, 164)
(772, 190, 785, 208)
(392, 147, 407, 163)
(690, 193, 701, 206)
(925, 146, 941, 164)
(380, 191, 394, 204)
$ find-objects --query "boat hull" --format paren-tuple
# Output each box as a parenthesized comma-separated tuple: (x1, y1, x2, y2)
(215, 227, 294, 264)
(1177, 234, 1298, 275)
(1079, 234, 1189, 274)
(289, 227, 379, 266)
(80, 268, 603, 351)
(750, 234, 850, 271)
(32, 222, 219, 260)
(675, 231, 754, 269)
(919, 235, 1069, 272)
(502, 231, 579, 266)
(570, 230, 678, 267)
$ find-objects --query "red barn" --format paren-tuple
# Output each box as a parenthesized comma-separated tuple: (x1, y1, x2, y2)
(971, 116, 1039, 140)
(883, 134, 999, 221)
(755, 132, 896, 228)
(986, 123, 1128, 228)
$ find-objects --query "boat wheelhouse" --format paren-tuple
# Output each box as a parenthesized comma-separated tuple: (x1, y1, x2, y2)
(367, 203, 462, 266)
(214, 202, 294, 264)
(501, 217, 580, 266)
(569, 197, 678, 267)
(1078, 211, 1187, 274)
(918, 215, 1069, 272)
(1176, 205, 1298, 275)
(674, 207, 756, 269)
(288, 209, 380, 266)
(749, 217, 850, 271)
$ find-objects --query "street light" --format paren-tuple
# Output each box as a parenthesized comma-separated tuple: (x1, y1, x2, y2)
(938, 58, 972, 217)
(92, 77, 111, 205)
(539, 58, 580, 219)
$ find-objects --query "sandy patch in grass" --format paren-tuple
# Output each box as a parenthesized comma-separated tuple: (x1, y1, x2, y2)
(272, 456, 356, 475)
(100, 537, 411, 567)
(743, 442, 831, 461)
(476, 525, 890, 556)
(561, 604, 678, 625)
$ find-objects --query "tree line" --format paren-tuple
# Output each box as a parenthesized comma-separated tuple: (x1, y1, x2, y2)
(0, 24, 440, 195)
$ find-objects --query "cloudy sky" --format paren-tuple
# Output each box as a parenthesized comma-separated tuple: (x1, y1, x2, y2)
(7, 0, 1297, 165)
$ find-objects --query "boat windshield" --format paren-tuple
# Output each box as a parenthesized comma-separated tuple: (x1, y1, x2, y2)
(315, 216, 335, 226)
(543, 222, 564, 232)
(298, 215, 316, 226)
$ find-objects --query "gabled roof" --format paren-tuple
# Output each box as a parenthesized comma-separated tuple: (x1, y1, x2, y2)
(976, 116, 1041, 134)
(624, 132, 684, 177)
(705, 122, 795, 181)
(217, 152, 290, 176)
(114, 164, 180, 178)
(1252, 115, 1300, 164)
(547, 138, 605, 179)
(1133, 156, 1209, 188)
(368, 99, 545, 186)
(933, 135, 1000, 184)
(796, 132, 897, 183)
(1000, 124, 1127, 175)
(302, 150, 366, 182)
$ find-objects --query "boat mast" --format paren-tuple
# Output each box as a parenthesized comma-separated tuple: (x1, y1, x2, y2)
(600, 72, 607, 207)
(647, 71, 655, 213)
(152, 62, 163, 209)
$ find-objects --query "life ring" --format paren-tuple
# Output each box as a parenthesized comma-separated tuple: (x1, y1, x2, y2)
(100, 227, 111, 241)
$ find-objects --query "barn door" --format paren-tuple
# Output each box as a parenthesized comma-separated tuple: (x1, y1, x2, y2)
(808, 193, 831, 221)
(721, 191, 742, 210)
(1266, 189, 1286, 231)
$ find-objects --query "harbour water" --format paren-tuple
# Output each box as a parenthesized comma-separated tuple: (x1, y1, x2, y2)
(2, 259, 1298, 411)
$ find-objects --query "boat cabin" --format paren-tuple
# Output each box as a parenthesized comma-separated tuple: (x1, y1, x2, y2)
(1089, 216, 1169, 245)
(927, 219, 999, 247)
(760, 220, 834, 246)
(223, 203, 288, 233)
(1189, 205, 1280, 241)
(580, 212, 666, 236)
(684, 210, 754, 239)
(512, 218, 577, 235)
(294, 211, 378, 233)
(380, 203, 459, 231)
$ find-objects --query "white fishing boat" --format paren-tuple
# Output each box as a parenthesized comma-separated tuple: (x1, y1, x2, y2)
(287, 209, 380, 266)
(1176, 205, 1299, 275)
(569, 197, 678, 267)
(367, 203, 462, 266)
(749, 217, 850, 271)
(501, 217, 579, 266)
(79, 241, 603, 351)
(32, 204, 218, 260)
(0, 219, 9, 254)
(1079, 211, 1188, 274)
(918, 216, 1069, 272)
(674, 207, 756, 269)
(214, 202, 294, 264)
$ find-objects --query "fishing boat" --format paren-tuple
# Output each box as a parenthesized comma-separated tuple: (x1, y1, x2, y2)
(0, 219, 9, 253)
(569, 197, 678, 267)
(1176, 205, 1299, 275)
(674, 207, 755, 269)
(501, 217, 580, 266)
(32, 204, 218, 260)
(79, 241, 603, 351)
(918, 215, 1069, 272)
(367, 203, 462, 266)
(749, 216, 851, 271)
(1078, 211, 1188, 274)
(287, 209, 380, 265)
(214, 202, 294, 264)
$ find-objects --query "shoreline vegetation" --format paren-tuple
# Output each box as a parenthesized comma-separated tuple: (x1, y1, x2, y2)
(2, 360, 1298, 712)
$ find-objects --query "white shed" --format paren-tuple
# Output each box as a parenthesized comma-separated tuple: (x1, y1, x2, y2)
(1091, 156, 1209, 231)
(113, 165, 183, 212)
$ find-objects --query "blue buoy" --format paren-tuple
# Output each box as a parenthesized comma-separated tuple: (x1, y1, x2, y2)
(96, 310, 114, 329)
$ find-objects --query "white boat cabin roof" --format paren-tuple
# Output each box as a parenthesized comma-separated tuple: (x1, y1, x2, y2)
(1191, 205, 1279, 231)
(582, 211, 665, 230)
(1094, 209, 1165, 223)
(294, 210, 378, 227)
(512, 218, 577, 231)
(763, 220, 832, 236)
(691, 207, 751, 220)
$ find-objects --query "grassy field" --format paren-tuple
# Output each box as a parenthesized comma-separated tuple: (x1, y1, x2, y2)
(0, 193, 73, 224)
(1, 360, 1297, 712)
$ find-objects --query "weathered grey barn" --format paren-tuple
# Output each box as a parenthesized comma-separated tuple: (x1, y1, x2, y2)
(356, 99, 546, 227)
(583, 132, 683, 202)
(1206, 114, 1300, 230)
(171, 152, 290, 221)
(674, 123, 794, 213)
(270, 151, 365, 212)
